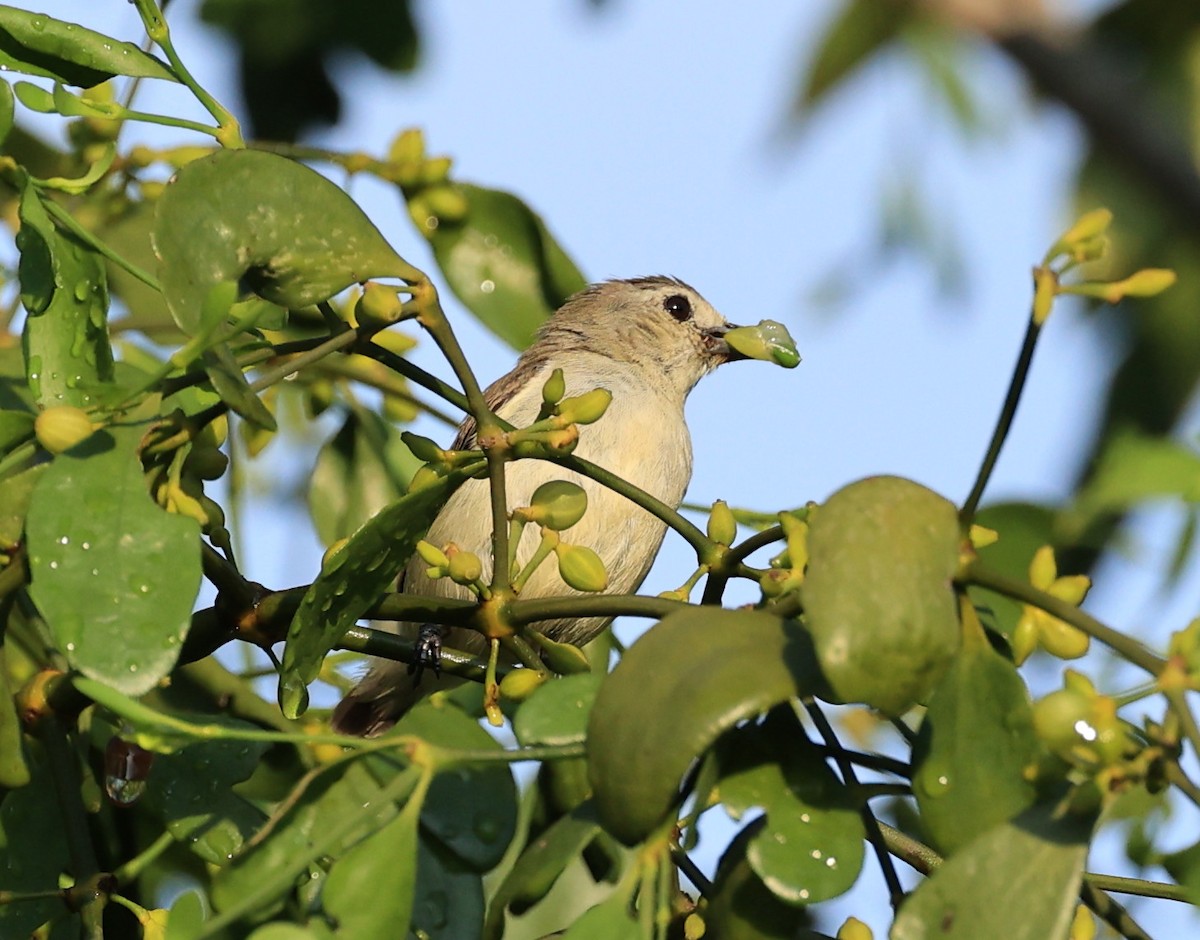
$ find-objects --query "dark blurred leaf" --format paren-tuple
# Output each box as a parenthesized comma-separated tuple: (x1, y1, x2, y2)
(911, 624, 1038, 856)
(279, 464, 477, 718)
(0, 78, 12, 146)
(891, 801, 1094, 940)
(904, 18, 981, 133)
(718, 713, 864, 904)
(0, 648, 28, 789)
(144, 726, 270, 866)
(202, 344, 276, 431)
(17, 177, 115, 408)
(802, 475, 961, 715)
(307, 408, 421, 546)
(412, 836, 485, 940)
(200, 0, 419, 140)
(0, 754, 72, 937)
(1162, 837, 1200, 904)
(0, 7, 176, 87)
(796, 0, 908, 114)
(153, 148, 417, 334)
(483, 804, 602, 939)
(428, 183, 586, 350)
(706, 820, 816, 940)
(26, 424, 201, 695)
(394, 701, 517, 871)
(587, 608, 825, 845)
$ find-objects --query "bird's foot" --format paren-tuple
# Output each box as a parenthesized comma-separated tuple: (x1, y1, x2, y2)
(408, 623, 447, 686)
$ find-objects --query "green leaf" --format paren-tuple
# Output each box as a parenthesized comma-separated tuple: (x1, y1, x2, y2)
(891, 801, 1094, 940)
(412, 836, 485, 940)
(0, 78, 12, 146)
(718, 713, 864, 904)
(307, 409, 420, 546)
(202, 344, 277, 431)
(25, 425, 201, 695)
(0, 756, 72, 937)
(968, 502, 1056, 643)
(706, 820, 815, 940)
(513, 672, 602, 747)
(587, 608, 825, 845)
(394, 700, 517, 871)
(17, 177, 115, 408)
(165, 890, 205, 940)
(0, 6, 177, 86)
(428, 183, 586, 350)
(153, 148, 419, 334)
(483, 804, 603, 939)
(560, 891, 639, 940)
(796, 0, 909, 113)
(279, 464, 477, 718)
(0, 648, 29, 789)
(1162, 837, 1200, 904)
(801, 475, 961, 715)
(144, 728, 270, 866)
(911, 626, 1039, 856)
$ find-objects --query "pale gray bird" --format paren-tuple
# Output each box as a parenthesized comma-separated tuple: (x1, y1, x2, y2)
(333, 276, 765, 735)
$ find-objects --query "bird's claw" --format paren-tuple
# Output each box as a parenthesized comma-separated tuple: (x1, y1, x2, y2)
(408, 623, 447, 685)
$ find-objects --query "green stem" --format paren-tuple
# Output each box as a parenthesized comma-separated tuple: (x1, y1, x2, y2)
(363, 340, 474, 415)
(806, 701, 905, 909)
(701, 523, 784, 604)
(42, 200, 161, 292)
(960, 317, 1041, 524)
(119, 108, 222, 138)
(130, 0, 244, 148)
(112, 830, 175, 884)
(1085, 872, 1190, 903)
(1164, 687, 1200, 764)
(249, 329, 359, 392)
(963, 562, 1166, 675)
(1165, 759, 1200, 809)
(507, 593, 687, 627)
(1079, 879, 1153, 940)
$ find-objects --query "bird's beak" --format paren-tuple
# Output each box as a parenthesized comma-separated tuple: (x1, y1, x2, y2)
(701, 323, 745, 362)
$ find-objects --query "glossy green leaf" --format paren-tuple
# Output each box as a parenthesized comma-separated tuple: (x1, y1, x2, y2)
(17, 177, 115, 408)
(796, 0, 908, 113)
(718, 714, 864, 904)
(322, 773, 425, 939)
(428, 183, 586, 350)
(394, 700, 517, 870)
(587, 608, 825, 845)
(279, 464, 477, 718)
(513, 672, 602, 747)
(144, 729, 270, 866)
(911, 625, 1039, 856)
(891, 801, 1094, 940)
(802, 475, 961, 715)
(307, 409, 421, 545)
(560, 892, 639, 940)
(165, 889, 205, 940)
(0, 757, 71, 937)
(705, 821, 816, 940)
(0, 6, 177, 86)
(411, 836, 485, 940)
(153, 148, 420, 333)
(483, 805, 603, 939)
(25, 425, 201, 695)
(0, 462, 44, 547)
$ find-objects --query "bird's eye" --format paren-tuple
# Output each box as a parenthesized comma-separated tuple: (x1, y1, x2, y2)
(663, 294, 692, 322)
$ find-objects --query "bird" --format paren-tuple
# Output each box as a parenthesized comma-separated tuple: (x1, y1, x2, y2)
(332, 276, 773, 735)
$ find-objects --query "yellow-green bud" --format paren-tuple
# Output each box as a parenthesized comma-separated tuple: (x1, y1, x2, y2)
(402, 432, 444, 463)
(707, 499, 736, 546)
(498, 668, 547, 702)
(184, 445, 228, 481)
(387, 128, 425, 165)
(355, 282, 406, 329)
(447, 549, 483, 585)
(197, 415, 228, 449)
(415, 540, 449, 568)
(557, 388, 612, 425)
(1107, 268, 1177, 301)
(530, 632, 592, 674)
(422, 185, 469, 223)
(527, 480, 588, 531)
(34, 406, 95, 454)
(542, 368, 566, 406)
(419, 155, 453, 185)
(1032, 266, 1057, 326)
(837, 916, 874, 940)
(724, 320, 801, 368)
(554, 543, 608, 592)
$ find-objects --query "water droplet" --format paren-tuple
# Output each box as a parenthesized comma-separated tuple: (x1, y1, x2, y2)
(799, 813, 811, 823)
(479, 279, 496, 294)
(810, 849, 822, 860)
(65, 642, 76, 652)
(58, 535, 69, 546)
(80, 542, 90, 551)
(825, 856, 838, 868)
(90, 569, 99, 576)
(73, 283, 89, 302)
(48, 560, 58, 570)
(128, 663, 139, 673)
(798, 889, 810, 901)
(1073, 719, 1098, 742)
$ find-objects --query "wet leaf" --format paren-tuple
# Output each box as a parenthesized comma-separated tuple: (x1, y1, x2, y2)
(279, 464, 477, 718)
(802, 475, 961, 715)
(428, 183, 586, 350)
(513, 672, 601, 747)
(26, 424, 201, 695)
(17, 177, 115, 409)
(0, 7, 177, 87)
(153, 148, 418, 334)
(912, 626, 1039, 856)
(706, 821, 815, 940)
(587, 608, 825, 845)
(891, 801, 1094, 940)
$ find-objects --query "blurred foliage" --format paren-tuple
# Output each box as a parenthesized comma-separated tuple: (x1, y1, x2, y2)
(0, 2, 1196, 939)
